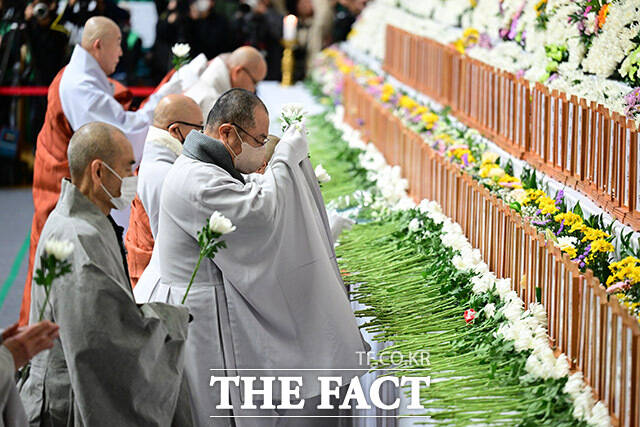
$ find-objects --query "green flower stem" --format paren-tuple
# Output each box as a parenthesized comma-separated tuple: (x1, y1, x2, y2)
(181, 251, 205, 305)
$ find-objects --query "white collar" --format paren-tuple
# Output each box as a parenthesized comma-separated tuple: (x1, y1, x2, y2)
(146, 126, 183, 156)
(67, 45, 112, 94)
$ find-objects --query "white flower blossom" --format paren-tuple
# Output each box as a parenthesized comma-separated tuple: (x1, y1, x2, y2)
(314, 164, 331, 183)
(44, 239, 74, 261)
(483, 303, 496, 319)
(587, 401, 611, 427)
(525, 302, 548, 328)
(563, 372, 585, 399)
(208, 211, 236, 234)
(171, 43, 191, 58)
(495, 278, 512, 299)
(408, 218, 422, 233)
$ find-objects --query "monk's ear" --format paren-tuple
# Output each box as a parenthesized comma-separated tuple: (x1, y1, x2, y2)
(93, 38, 102, 51)
(218, 123, 231, 139)
(89, 159, 103, 186)
(230, 66, 242, 84)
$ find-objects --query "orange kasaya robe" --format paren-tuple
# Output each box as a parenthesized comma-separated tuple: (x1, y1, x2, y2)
(124, 195, 154, 287)
(19, 68, 175, 325)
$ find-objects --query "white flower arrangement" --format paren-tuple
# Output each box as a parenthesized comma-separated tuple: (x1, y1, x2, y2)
(327, 106, 612, 427)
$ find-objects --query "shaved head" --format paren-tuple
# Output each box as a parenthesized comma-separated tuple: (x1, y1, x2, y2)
(68, 122, 126, 183)
(153, 94, 203, 129)
(228, 46, 266, 73)
(81, 17, 119, 50)
(227, 46, 267, 92)
(81, 17, 122, 75)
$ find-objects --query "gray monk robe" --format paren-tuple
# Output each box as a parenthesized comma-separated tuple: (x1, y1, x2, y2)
(140, 127, 368, 425)
(19, 179, 192, 427)
(0, 345, 27, 427)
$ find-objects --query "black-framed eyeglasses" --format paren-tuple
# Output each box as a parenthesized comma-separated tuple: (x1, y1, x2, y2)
(168, 121, 204, 131)
(231, 122, 268, 146)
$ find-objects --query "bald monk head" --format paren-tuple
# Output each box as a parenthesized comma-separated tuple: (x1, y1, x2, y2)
(68, 122, 135, 215)
(81, 16, 123, 76)
(152, 94, 204, 143)
(225, 46, 267, 94)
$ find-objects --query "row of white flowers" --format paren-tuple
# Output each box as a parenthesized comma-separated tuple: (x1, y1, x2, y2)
(347, 0, 639, 121)
(326, 105, 612, 426)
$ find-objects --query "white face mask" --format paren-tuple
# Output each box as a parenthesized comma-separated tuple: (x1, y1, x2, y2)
(229, 127, 266, 174)
(100, 161, 138, 210)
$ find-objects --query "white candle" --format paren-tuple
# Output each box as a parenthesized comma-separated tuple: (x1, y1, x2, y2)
(283, 14, 298, 41)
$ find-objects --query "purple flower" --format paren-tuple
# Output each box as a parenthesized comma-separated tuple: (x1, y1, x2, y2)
(478, 33, 493, 49)
(535, 209, 542, 215)
(556, 219, 565, 235)
(462, 153, 470, 167)
(532, 218, 551, 226)
(356, 118, 365, 127)
(583, 5, 592, 16)
(555, 190, 564, 205)
(515, 69, 526, 79)
(547, 73, 560, 83)
(411, 115, 421, 123)
(507, 18, 519, 39)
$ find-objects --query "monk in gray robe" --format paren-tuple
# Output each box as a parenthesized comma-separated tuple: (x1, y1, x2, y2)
(146, 89, 369, 426)
(0, 321, 59, 427)
(20, 122, 192, 426)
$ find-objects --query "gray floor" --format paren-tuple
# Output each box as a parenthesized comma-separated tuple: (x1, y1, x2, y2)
(0, 187, 33, 326)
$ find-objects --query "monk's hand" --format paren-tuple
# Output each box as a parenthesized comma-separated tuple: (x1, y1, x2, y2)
(1, 322, 21, 342)
(3, 321, 60, 370)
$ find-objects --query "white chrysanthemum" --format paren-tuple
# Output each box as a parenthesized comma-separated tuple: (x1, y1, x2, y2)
(500, 298, 524, 322)
(525, 302, 548, 327)
(481, 303, 495, 319)
(495, 278, 512, 299)
(563, 372, 585, 399)
(408, 218, 422, 233)
(551, 353, 570, 379)
(573, 388, 595, 420)
(555, 236, 578, 251)
(172, 43, 190, 58)
(314, 164, 331, 183)
(587, 401, 611, 427)
(471, 273, 495, 295)
(44, 239, 74, 261)
(209, 211, 236, 234)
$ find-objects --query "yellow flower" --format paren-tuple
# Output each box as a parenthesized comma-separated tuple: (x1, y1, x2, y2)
(470, 0, 477, 7)
(421, 112, 439, 124)
(581, 227, 610, 242)
(399, 95, 418, 111)
(553, 212, 582, 226)
(463, 28, 479, 43)
(381, 92, 391, 102)
(590, 239, 614, 253)
(479, 164, 496, 178)
(534, 0, 547, 15)
(537, 196, 558, 215)
(526, 189, 546, 202)
(454, 39, 466, 54)
(382, 83, 394, 94)
(414, 106, 429, 116)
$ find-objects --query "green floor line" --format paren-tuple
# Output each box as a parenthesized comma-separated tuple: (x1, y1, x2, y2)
(0, 229, 30, 310)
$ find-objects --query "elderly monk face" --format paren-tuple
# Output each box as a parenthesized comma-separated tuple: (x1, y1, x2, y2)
(97, 27, 123, 75)
(83, 17, 123, 76)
